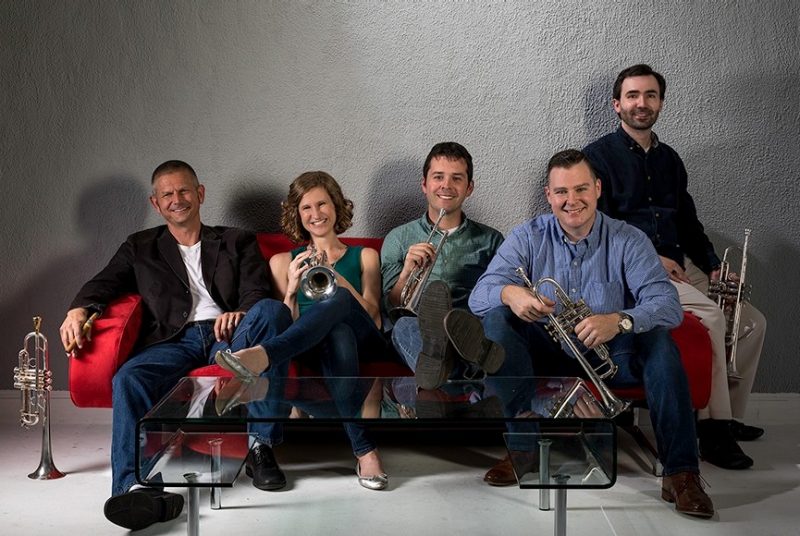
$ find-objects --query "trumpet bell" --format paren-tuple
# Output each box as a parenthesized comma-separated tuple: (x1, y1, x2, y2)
(301, 265, 337, 301)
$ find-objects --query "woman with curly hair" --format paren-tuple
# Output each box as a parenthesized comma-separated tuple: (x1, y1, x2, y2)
(217, 171, 388, 490)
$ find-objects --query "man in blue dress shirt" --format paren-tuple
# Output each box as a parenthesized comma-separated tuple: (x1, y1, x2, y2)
(468, 149, 713, 518)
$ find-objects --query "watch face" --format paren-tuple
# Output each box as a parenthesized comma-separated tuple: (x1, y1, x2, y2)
(620, 317, 633, 332)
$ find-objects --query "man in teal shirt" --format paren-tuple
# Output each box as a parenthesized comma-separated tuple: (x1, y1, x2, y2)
(381, 142, 505, 389)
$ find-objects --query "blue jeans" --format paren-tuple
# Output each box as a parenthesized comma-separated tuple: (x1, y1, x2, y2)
(391, 314, 480, 379)
(284, 288, 386, 456)
(482, 306, 699, 476)
(111, 299, 292, 496)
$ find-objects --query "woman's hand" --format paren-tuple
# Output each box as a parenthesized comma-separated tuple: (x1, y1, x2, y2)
(286, 247, 315, 297)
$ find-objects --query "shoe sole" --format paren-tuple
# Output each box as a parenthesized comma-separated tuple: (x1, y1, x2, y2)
(444, 310, 505, 373)
(104, 490, 184, 530)
(661, 490, 714, 518)
(415, 281, 454, 389)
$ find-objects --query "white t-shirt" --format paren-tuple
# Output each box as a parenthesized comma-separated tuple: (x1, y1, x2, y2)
(178, 242, 224, 322)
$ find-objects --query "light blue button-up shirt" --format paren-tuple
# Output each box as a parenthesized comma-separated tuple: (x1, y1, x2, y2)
(469, 211, 682, 355)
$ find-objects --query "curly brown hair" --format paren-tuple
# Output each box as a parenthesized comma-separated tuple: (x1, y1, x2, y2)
(280, 171, 354, 243)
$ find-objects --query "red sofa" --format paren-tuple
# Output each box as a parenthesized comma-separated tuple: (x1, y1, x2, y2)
(68, 234, 711, 411)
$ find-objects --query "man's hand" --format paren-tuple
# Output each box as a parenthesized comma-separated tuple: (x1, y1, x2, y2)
(574, 314, 620, 349)
(501, 285, 555, 322)
(214, 311, 245, 342)
(388, 242, 438, 307)
(402, 242, 437, 279)
(572, 393, 605, 418)
(659, 255, 690, 283)
(60, 307, 90, 353)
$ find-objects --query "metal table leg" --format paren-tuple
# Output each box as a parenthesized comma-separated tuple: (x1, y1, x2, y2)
(538, 439, 552, 511)
(553, 474, 570, 536)
(209, 438, 223, 510)
(184, 472, 200, 536)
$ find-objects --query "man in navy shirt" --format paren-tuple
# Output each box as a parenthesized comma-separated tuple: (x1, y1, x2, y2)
(584, 64, 766, 471)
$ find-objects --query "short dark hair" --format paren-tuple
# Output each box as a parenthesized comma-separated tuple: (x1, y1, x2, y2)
(422, 142, 474, 183)
(151, 160, 198, 185)
(612, 64, 666, 101)
(280, 171, 354, 243)
(546, 149, 597, 178)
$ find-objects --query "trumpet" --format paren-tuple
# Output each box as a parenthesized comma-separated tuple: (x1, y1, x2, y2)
(707, 228, 752, 380)
(389, 208, 449, 322)
(13, 317, 65, 479)
(300, 246, 337, 301)
(516, 268, 630, 418)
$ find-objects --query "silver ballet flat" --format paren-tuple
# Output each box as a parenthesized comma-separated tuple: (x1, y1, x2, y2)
(214, 349, 258, 382)
(356, 462, 389, 491)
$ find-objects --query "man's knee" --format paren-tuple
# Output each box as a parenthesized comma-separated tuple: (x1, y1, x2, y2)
(482, 306, 516, 339)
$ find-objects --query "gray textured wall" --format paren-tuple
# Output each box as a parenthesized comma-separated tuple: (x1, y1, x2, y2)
(2, 1, 798, 392)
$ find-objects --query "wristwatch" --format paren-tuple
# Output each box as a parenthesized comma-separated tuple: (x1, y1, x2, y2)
(618, 312, 634, 334)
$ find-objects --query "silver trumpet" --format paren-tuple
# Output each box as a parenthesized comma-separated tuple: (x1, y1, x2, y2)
(516, 268, 630, 419)
(389, 208, 449, 322)
(13, 316, 65, 479)
(300, 246, 337, 301)
(707, 228, 752, 380)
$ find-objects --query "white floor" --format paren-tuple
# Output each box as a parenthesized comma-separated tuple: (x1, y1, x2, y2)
(2, 392, 799, 536)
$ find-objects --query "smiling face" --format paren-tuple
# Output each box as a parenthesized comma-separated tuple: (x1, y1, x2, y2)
(613, 74, 664, 132)
(421, 156, 474, 220)
(149, 170, 205, 230)
(545, 160, 601, 242)
(298, 185, 337, 239)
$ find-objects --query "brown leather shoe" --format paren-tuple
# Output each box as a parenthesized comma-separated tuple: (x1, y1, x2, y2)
(484, 451, 538, 487)
(661, 471, 714, 518)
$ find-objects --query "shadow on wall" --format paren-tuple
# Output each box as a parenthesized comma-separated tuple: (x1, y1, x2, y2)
(2, 176, 149, 390)
(361, 157, 424, 238)
(224, 178, 286, 234)
(582, 74, 617, 147)
(683, 71, 800, 393)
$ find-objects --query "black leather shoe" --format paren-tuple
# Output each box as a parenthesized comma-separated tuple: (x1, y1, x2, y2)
(415, 281, 456, 390)
(103, 488, 184, 530)
(731, 420, 765, 441)
(697, 419, 753, 470)
(246, 444, 286, 490)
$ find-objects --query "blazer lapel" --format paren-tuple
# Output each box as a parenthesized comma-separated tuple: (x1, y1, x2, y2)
(157, 229, 189, 288)
(200, 225, 221, 291)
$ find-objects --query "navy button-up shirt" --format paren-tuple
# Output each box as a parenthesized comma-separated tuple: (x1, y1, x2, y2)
(584, 127, 721, 273)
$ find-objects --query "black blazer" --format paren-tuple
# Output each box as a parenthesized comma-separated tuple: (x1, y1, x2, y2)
(71, 225, 271, 350)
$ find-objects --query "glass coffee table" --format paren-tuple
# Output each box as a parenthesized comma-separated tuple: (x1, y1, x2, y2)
(136, 376, 617, 536)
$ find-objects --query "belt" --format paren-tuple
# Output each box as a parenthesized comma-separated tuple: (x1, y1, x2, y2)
(185, 319, 216, 327)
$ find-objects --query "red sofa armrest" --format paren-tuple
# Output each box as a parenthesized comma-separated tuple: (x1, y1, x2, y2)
(68, 294, 143, 408)
(670, 312, 712, 409)
(607, 312, 712, 410)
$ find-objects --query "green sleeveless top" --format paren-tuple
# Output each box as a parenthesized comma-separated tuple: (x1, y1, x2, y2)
(291, 245, 363, 316)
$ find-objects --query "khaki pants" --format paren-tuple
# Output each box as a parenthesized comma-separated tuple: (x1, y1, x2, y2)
(672, 259, 766, 420)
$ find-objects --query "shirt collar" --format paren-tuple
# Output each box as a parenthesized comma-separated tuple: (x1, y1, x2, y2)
(420, 211, 469, 235)
(615, 125, 660, 151)
(552, 211, 603, 253)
